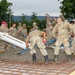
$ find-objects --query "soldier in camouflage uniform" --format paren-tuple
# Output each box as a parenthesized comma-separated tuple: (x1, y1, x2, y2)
(26, 22, 50, 62)
(45, 14, 54, 46)
(17, 23, 22, 30)
(52, 18, 73, 61)
(45, 14, 51, 28)
(18, 24, 27, 41)
(8, 23, 18, 50)
(0, 21, 9, 51)
(46, 23, 53, 41)
(9, 23, 17, 38)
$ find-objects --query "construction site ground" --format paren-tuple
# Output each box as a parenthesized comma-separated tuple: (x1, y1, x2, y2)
(0, 47, 75, 75)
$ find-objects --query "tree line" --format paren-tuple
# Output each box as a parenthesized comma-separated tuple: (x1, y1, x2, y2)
(0, 0, 75, 31)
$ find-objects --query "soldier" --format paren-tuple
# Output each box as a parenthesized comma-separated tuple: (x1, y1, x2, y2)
(8, 23, 18, 50)
(26, 22, 50, 62)
(9, 23, 17, 38)
(45, 14, 51, 28)
(17, 23, 22, 30)
(18, 24, 27, 41)
(46, 23, 54, 47)
(0, 21, 9, 51)
(30, 22, 38, 32)
(0, 21, 9, 32)
(46, 23, 53, 42)
(52, 18, 73, 61)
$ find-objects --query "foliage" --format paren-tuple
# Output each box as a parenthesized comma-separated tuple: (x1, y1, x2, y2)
(0, 0, 12, 25)
(58, 0, 75, 18)
(19, 12, 46, 32)
(20, 13, 27, 23)
(31, 12, 37, 20)
(0, 0, 46, 31)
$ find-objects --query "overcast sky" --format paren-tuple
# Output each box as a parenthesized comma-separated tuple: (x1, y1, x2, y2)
(7, 0, 62, 16)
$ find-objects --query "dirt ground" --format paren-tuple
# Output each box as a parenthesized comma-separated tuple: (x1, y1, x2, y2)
(0, 46, 75, 75)
(0, 46, 67, 62)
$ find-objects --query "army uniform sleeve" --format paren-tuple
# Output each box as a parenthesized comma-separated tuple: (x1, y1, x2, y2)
(72, 24, 75, 34)
(26, 35, 30, 42)
(68, 23, 74, 35)
(68, 23, 73, 30)
(18, 27, 22, 32)
(52, 24, 58, 38)
(46, 28, 49, 35)
(38, 30, 43, 36)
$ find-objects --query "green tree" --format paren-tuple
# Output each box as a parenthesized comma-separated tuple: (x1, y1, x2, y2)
(30, 12, 39, 28)
(20, 13, 27, 24)
(0, 0, 12, 24)
(31, 12, 37, 20)
(58, 0, 75, 18)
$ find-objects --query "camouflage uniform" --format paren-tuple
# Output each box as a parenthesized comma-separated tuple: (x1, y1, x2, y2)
(8, 26, 18, 50)
(70, 24, 75, 55)
(26, 28, 50, 62)
(52, 21, 73, 61)
(26, 29, 48, 56)
(45, 14, 51, 28)
(17, 23, 22, 30)
(0, 25, 9, 51)
(18, 26, 27, 41)
(46, 25, 53, 41)
(9, 27, 17, 38)
(51, 18, 57, 27)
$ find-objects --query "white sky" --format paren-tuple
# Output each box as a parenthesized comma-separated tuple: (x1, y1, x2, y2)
(7, 0, 62, 16)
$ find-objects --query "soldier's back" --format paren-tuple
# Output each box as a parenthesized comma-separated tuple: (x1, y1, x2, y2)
(29, 29, 42, 38)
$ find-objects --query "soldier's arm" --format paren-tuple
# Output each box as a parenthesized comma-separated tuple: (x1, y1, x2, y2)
(68, 23, 73, 30)
(26, 41, 29, 47)
(52, 24, 58, 38)
(17, 29, 21, 34)
(72, 24, 75, 35)
(39, 30, 46, 40)
(25, 29, 27, 36)
(46, 28, 49, 35)
(10, 27, 14, 32)
(41, 31, 47, 43)
(68, 23, 74, 36)
(8, 28, 12, 35)
(42, 32, 46, 39)
(25, 35, 30, 47)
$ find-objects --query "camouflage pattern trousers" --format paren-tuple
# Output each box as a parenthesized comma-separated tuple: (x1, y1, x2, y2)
(70, 38, 75, 55)
(54, 36, 71, 55)
(0, 41, 8, 50)
(29, 36, 48, 56)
